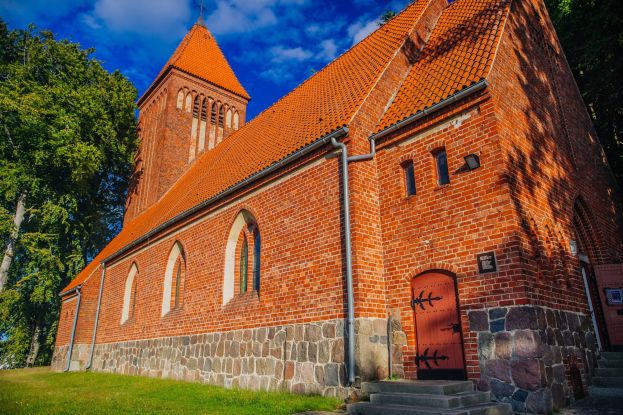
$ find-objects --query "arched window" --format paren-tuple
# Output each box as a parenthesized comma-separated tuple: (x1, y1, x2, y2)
(218, 105, 224, 127)
(233, 112, 240, 130)
(200, 98, 207, 122)
(176, 90, 184, 109)
(224, 210, 261, 303)
(433, 148, 450, 186)
(184, 93, 192, 112)
(401, 160, 416, 196)
(240, 235, 248, 294)
(211, 102, 217, 124)
(253, 227, 261, 292)
(162, 242, 186, 316)
(121, 263, 138, 324)
(226, 109, 232, 128)
(192, 95, 200, 119)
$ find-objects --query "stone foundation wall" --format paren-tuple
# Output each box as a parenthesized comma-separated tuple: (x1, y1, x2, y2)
(53, 318, 401, 397)
(468, 305, 597, 414)
(51, 344, 90, 372)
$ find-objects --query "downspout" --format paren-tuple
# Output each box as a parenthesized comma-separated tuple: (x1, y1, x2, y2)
(330, 136, 376, 385)
(86, 263, 106, 369)
(64, 286, 82, 372)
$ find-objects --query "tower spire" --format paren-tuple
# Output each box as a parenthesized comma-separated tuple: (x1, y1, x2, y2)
(196, 0, 206, 27)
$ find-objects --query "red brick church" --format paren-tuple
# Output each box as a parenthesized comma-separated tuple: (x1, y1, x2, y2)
(52, 0, 623, 413)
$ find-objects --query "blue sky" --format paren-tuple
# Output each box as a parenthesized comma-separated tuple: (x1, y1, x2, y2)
(1, 0, 410, 119)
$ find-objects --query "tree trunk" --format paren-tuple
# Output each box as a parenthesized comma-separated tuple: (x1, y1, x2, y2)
(26, 320, 41, 367)
(0, 191, 27, 292)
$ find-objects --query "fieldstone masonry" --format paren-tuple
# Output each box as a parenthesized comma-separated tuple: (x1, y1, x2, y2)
(468, 305, 597, 414)
(52, 318, 402, 398)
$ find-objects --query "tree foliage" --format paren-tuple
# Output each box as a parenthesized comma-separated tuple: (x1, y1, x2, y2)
(545, 0, 623, 187)
(378, 10, 397, 26)
(0, 20, 138, 367)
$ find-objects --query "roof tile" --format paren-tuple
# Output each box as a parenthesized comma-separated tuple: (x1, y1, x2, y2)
(376, 0, 510, 132)
(148, 22, 249, 101)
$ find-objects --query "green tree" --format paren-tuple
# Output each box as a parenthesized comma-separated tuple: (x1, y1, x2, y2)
(378, 10, 397, 26)
(545, 0, 623, 187)
(0, 20, 138, 367)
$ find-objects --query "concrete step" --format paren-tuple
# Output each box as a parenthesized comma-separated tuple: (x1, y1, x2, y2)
(363, 380, 474, 396)
(589, 386, 623, 398)
(347, 402, 512, 415)
(370, 391, 491, 409)
(592, 377, 623, 387)
(595, 367, 623, 377)
(598, 358, 623, 368)
(601, 352, 623, 361)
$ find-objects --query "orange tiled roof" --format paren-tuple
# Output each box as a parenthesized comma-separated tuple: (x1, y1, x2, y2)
(376, 0, 510, 132)
(62, 0, 432, 293)
(147, 20, 250, 101)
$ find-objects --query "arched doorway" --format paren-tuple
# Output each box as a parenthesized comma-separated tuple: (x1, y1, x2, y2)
(572, 198, 609, 349)
(411, 271, 466, 380)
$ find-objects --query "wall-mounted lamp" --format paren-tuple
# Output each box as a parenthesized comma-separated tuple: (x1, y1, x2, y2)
(463, 154, 481, 171)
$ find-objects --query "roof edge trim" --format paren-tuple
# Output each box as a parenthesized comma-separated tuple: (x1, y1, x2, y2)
(100, 126, 350, 266)
(372, 80, 489, 141)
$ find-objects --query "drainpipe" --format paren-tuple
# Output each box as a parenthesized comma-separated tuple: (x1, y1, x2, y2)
(331, 136, 377, 385)
(64, 286, 82, 372)
(86, 263, 106, 369)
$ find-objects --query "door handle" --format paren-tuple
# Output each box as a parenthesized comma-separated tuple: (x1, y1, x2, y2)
(441, 323, 460, 333)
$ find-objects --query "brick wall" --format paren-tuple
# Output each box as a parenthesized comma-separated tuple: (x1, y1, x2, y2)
(374, 92, 516, 381)
(488, 0, 623, 311)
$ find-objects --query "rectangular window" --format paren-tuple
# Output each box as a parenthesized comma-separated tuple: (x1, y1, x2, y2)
(435, 149, 450, 186)
(402, 161, 416, 196)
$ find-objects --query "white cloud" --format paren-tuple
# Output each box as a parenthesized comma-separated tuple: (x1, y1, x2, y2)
(269, 45, 313, 63)
(206, 0, 309, 36)
(316, 39, 338, 61)
(85, 0, 191, 39)
(259, 66, 296, 83)
(347, 18, 378, 46)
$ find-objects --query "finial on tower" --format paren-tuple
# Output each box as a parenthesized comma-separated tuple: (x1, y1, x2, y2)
(196, 0, 206, 27)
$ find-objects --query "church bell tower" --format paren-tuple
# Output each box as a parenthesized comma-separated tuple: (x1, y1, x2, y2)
(124, 17, 250, 224)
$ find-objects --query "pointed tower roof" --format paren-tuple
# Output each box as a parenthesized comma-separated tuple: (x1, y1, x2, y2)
(139, 21, 250, 104)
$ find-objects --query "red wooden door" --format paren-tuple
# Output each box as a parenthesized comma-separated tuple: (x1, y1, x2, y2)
(411, 272, 466, 380)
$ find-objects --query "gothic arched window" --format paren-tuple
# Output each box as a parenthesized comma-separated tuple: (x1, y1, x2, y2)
(211, 102, 217, 124)
(218, 105, 224, 127)
(176, 90, 184, 109)
(239, 235, 248, 294)
(121, 263, 138, 324)
(224, 211, 261, 303)
(226, 109, 232, 128)
(161, 242, 186, 316)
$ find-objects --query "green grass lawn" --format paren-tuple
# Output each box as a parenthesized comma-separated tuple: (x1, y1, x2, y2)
(0, 367, 342, 414)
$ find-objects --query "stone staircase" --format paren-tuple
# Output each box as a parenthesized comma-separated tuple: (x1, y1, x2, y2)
(590, 351, 623, 398)
(348, 380, 512, 415)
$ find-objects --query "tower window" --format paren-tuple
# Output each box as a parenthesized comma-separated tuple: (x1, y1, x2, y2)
(200, 98, 207, 121)
(218, 106, 224, 128)
(402, 160, 416, 196)
(192, 96, 200, 118)
(434, 148, 450, 186)
(211, 102, 217, 124)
